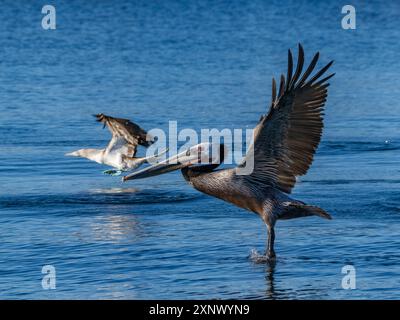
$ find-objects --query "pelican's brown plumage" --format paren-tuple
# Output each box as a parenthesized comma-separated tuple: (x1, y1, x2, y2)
(123, 44, 334, 260)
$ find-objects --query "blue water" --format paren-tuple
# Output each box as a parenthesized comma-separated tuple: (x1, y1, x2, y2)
(1, 0, 400, 299)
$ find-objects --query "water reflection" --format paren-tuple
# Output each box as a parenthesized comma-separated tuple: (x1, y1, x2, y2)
(90, 214, 143, 243)
(265, 260, 276, 300)
(90, 188, 140, 194)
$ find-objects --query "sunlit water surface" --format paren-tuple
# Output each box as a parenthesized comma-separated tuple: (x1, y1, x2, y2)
(0, 0, 399, 299)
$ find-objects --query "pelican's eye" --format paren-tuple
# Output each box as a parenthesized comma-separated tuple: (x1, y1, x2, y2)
(186, 150, 191, 156)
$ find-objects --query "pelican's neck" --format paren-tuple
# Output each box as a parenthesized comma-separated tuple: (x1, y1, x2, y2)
(182, 168, 230, 196)
(183, 168, 263, 214)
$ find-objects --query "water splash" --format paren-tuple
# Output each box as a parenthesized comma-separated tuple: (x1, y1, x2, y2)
(248, 248, 271, 264)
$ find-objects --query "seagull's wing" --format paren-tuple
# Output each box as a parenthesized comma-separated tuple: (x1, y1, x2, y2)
(95, 114, 154, 157)
(105, 135, 137, 157)
(237, 44, 334, 193)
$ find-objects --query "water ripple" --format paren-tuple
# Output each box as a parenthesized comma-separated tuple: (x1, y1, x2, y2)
(321, 140, 399, 153)
(0, 189, 200, 209)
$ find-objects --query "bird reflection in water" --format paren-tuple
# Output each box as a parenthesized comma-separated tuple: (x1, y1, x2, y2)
(265, 260, 276, 300)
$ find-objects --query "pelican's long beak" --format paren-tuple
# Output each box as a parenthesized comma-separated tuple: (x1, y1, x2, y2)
(123, 150, 198, 181)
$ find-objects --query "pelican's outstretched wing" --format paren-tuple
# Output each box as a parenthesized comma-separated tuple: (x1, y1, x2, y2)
(238, 44, 334, 193)
(95, 114, 154, 157)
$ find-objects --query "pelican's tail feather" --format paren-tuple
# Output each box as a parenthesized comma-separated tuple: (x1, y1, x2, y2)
(279, 202, 332, 220)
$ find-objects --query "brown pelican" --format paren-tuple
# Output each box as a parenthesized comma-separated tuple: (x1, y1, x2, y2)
(66, 114, 166, 175)
(123, 45, 334, 260)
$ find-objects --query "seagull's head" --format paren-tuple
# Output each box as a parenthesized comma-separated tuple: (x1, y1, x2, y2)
(65, 150, 81, 157)
(65, 148, 103, 161)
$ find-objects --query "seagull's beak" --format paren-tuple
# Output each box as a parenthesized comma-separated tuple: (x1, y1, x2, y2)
(122, 150, 198, 181)
(65, 151, 79, 157)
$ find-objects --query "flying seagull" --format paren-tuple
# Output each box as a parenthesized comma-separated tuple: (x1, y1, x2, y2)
(123, 45, 334, 260)
(66, 114, 165, 175)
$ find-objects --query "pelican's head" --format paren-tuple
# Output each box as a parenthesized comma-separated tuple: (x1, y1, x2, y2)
(123, 142, 226, 181)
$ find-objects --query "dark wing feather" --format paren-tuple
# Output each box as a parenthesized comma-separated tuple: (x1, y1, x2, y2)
(95, 114, 155, 157)
(238, 45, 334, 193)
(95, 114, 154, 155)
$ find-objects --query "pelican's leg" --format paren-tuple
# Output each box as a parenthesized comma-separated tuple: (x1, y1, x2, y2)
(266, 226, 276, 260)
